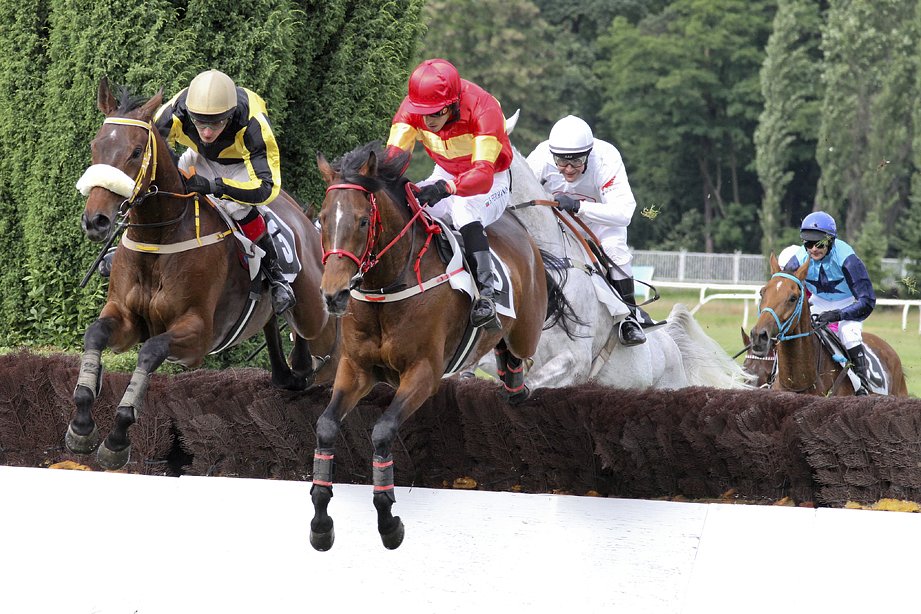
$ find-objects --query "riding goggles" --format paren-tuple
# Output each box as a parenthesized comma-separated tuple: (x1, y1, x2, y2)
(190, 116, 229, 131)
(553, 154, 588, 169)
(803, 239, 830, 249)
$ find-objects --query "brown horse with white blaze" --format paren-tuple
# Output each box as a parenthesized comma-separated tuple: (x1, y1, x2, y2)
(749, 254, 907, 396)
(67, 78, 338, 469)
(309, 142, 572, 551)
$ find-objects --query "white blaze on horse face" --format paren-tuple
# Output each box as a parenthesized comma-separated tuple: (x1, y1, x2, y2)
(322, 198, 346, 253)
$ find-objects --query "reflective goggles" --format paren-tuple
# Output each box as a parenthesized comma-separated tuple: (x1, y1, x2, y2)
(553, 154, 588, 169)
(190, 116, 229, 131)
(803, 239, 830, 249)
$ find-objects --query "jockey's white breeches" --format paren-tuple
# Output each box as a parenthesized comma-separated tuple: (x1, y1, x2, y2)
(601, 241, 633, 280)
(420, 166, 510, 230)
(811, 295, 864, 349)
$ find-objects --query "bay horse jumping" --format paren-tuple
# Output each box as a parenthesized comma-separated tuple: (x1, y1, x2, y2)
(67, 77, 338, 469)
(749, 254, 907, 396)
(309, 142, 572, 551)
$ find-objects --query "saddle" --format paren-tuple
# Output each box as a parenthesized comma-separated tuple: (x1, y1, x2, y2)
(814, 325, 887, 394)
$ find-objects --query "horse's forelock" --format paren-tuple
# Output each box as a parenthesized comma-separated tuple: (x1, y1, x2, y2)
(337, 141, 408, 198)
(112, 84, 150, 115)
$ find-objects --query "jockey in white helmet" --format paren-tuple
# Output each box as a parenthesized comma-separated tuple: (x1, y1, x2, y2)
(527, 115, 646, 346)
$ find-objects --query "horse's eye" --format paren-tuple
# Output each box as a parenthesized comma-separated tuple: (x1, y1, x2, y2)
(359, 216, 370, 229)
(788, 294, 798, 303)
(131, 147, 143, 159)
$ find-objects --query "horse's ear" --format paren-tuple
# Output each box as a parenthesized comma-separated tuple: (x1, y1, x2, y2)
(136, 87, 164, 120)
(741, 327, 750, 346)
(769, 252, 780, 274)
(97, 76, 117, 116)
(795, 258, 809, 281)
(317, 152, 335, 185)
(360, 150, 378, 178)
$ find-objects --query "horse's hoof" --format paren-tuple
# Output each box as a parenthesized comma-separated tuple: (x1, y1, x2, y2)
(505, 385, 531, 406)
(380, 517, 405, 550)
(96, 442, 130, 471)
(276, 376, 309, 392)
(310, 525, 335, 551)
(65, 423, 100, 455)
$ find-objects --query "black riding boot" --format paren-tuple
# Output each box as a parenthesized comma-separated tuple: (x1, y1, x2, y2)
(469, 250, 501, 329)
(611, 277, 646, 346)
(460, 221, 500, 330)
(255, 232, 296, 315)
(846, 344, 871, 396)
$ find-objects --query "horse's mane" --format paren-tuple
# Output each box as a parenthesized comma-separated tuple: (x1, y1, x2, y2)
(335, 141, 411, 199)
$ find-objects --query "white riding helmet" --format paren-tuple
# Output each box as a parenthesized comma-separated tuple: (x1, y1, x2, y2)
(186, 69, 237, 121)
(549, 115, 594, 156)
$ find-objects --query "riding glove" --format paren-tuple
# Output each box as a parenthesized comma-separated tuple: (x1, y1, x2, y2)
(416, 180, 452, 207)
(186, 174, 217, 196)
(815, 309, 842, 324)
(554, 193, 581, 214)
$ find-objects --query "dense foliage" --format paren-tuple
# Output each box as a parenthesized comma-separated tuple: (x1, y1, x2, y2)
(0, 0, 423, 348)
(1, 0, 920, 350)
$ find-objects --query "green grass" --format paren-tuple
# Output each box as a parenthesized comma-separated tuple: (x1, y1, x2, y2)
(646, 290, 921, 397)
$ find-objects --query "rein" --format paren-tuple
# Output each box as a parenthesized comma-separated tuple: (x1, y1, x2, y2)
(760, 271, 842, 393)
(514, 198, 659, 306)
(79, 117, 228, 285)
(322, 182, 443, 290)
(758, 272, 814, 342)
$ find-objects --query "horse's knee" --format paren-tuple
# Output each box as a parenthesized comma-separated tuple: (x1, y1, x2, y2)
(371, 418, 399, 454)
(315, 414, 340, 448)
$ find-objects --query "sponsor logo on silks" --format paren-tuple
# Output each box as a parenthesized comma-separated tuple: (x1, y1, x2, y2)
(600, 175, 617, 194)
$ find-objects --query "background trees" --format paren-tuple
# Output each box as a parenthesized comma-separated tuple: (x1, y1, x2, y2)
(1, 0, 920, 349)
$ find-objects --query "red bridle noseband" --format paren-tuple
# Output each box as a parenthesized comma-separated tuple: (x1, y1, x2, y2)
(321, 183, 382, 273)
(320, 182, 442, 287)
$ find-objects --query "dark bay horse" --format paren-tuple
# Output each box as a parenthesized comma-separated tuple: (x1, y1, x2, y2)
(309, 142, 571, 550)
(67, 78, 338, 469)
(749, 254, 907, 396)
(740, 328, 775, 388)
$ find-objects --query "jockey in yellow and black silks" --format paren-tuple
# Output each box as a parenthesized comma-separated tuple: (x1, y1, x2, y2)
(153, 69, 294, 315)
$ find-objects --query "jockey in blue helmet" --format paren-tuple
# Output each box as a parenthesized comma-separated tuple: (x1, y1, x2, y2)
(783, 211, 876, 395)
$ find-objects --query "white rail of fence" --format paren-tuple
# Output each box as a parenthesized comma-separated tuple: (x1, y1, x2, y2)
(651, 280, 921, 333)
(632, 250, 921, 333)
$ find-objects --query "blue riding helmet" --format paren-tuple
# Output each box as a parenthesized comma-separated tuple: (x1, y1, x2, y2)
(800, 211, 837, 241)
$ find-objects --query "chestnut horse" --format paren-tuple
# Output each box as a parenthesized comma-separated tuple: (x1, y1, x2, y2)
(67, 78, 338, 469)
(309, 142, 572, 551)
(749, 254, 907, 396)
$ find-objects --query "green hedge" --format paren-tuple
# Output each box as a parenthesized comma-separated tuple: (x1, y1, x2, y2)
(0, 0, 423, 348)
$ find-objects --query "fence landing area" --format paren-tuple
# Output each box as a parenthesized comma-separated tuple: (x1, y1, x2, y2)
(1, 465, 917, 614)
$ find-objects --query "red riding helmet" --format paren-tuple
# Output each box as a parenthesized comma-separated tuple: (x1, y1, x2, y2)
(405, 59, 461, 114)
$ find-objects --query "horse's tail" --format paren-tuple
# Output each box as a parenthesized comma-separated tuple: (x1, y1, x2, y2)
(539, 249, 583, 340)
(665, 304, 754, 389)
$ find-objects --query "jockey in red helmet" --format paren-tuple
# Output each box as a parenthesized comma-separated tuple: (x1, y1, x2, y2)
(386, 58, 513, 330)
